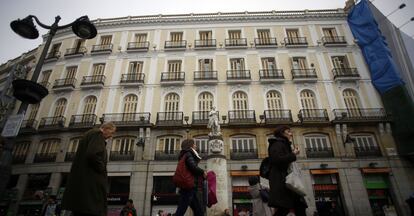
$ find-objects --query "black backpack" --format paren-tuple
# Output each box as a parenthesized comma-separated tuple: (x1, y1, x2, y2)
(259, 157, 271, 179)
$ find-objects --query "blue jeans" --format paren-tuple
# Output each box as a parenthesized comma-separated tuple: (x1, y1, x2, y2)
(175, 188, 204, 216)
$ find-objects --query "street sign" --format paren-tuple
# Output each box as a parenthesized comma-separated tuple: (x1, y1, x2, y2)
(1, 114, 24, 137)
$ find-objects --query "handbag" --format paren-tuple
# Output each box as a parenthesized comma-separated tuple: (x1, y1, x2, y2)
(172, 156, 195, 189)
(285, 162, 306, 196)
(259, 185, 270, 203)
(259, 157, 271, 179)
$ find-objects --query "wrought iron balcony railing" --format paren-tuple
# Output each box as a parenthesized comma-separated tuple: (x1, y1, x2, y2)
(164, 40, 187, 49)
(192, 111, 219, 125)
(127, 41, 150, 51)
(226, 70, 251, 80)
(284, 37, 308, 46)
(298, 109, 329, 122)
(254, 38, 277, 47)
(156, 112, 184, 126)
(160, 72, 185, 82)
(155, 150, 180, 160)
(81, 75, 106, 86)
(306, 147, 334, 158)
(264, 110, 293, 124)
(194, 71, 218, 81)
(12, 154, 27, 164)
(333, 108, 388, 122)
(109, 151, 134, 161)
(52, 78, 76, 89)
(64, 47, 87, 56)
(20, 119, 38, 131)
(354, 146, 382, 157)
(69, 114, 97, 128)
(230, 149, 258, 160)
(225, 38, 247, 47)
(91, 44, 113, 53)
(65, 152, 76, 162)
(194, 39, 216, 48)
(33, 153, 57, 163)
(259, 69, 284, 80)
(39, 81, 50, 88)
(45, 51, 60, 60)
(102, 113, 151, 126)
(332, 68, 360, 79)
(228, 110, 256, 124)
(38, 116, 66, 129)
(291, 69, 317, 79)
(321, 36, 347, 45)
(120, 73, 145, 84)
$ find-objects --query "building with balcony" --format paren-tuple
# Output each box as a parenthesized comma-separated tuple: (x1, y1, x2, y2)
(1, 8, 413, 216)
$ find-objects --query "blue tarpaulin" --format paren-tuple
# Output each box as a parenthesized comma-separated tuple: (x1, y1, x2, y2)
(347, 0, 404, 94)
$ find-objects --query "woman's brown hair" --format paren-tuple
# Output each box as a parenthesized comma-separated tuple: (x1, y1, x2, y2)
(181, 139, 195, 150)
(273, 125, 291, 138)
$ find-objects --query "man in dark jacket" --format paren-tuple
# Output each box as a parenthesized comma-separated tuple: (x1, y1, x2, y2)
(175, 139, 206, 216)
(62, 122, 116, 216)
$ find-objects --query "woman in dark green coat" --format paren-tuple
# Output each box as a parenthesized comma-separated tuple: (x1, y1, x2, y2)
(62, 122, 116, 216)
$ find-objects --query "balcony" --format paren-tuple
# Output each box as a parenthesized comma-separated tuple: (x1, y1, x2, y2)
(332, 68, 360, 81)
(69, 114, 97, 128)
(120, 73, 145, 86)
(194, 39, 216, 49)
(306, 148, 334, 158)
(155, 150, 180, 160)
(65, 152, 76, 162)
(126, 41, 150, 52)
(44, 51, 60, 62)
(102, 113, 151, 127)
(91, 44, 113, 54)
(192, 111, 216, 125)
(38, 116, 66, 130)
(298, 109, 329, 123)
(291, 69, 317, 82)
(228, 110, 256, 125)
(354, 146, 382, 157)
(33, 153, 57, 163)
(259, 69, 284, 82)
(225, 38, 247, 48)
(230, 149, 258, 160)
(160, 72, 185, 85)
(156, 112, 184, 126)
(193, 71, 218, 84)
(39, 81, 50, 89)
(12, 154, 26, 164)
(226, 70, 251, 83)
(321, 36, 347, 46)
(164, 40, 187, 50)
(264, 110, 293, 124)
(52, 78, 76, 91)
(109, 151, 134, 161)
(19, 119, 37, 133)
(254, 38, 277, 48)
(333, 108, 388, 123)
(284, 37, 308, 47)
(80, 75, 106, 88)
(64, 47, 87, 58)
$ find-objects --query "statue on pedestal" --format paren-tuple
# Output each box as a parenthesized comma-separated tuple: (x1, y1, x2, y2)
(207, 106, 221, 137)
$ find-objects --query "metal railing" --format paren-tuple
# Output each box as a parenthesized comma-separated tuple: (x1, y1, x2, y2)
(20, 119, 38, 130)
(164, 40, 187, 49)
(39, 81, 50, 88)
(230, 149, 258, 160)
(120, 73, 145, 84)
(156, 112, 184, 126)
(127, 41, 150, 50)
(81, 75, 106, 86)
(306, 147, 334, 158)
(161, 72, 185, 82)
(254, 38, 277, 46)
(155, 150, 180, 160)
(225, 38, 247, 47)
(321, 36, 347, 45)
(33, 153, 57, 163)
(194, 39, 216, 48)
(332, 68, 360, 79)
(192, 111, 218, 125)
(264, 110, 293, 123)
(228, 110, 256, 124)
(45, 51, 60, 60)
(194, 71, 218, 80)
(65, 152, 76, 162)
(91, 44, 113, 52)
(102, 113, 151, 125)
(284, 37, 308, 46)
(53, 78, 76, 88)
(333, 108, 387, 121)
(38, 116, 66, 129)
(65, 47, 87, 56)
(12, 154, 26, 164)
(109, 151, 135, 161)
(291, 69, 317, 79)
(354, 146, 382, 157)
(69, 114, 97, 128)
(298, 109, 329, 122)
(259, 69, 284, 79)
(226, 70, 251, 80)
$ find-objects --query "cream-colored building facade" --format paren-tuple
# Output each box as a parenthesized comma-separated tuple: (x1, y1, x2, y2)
(2, 9, 414, 216)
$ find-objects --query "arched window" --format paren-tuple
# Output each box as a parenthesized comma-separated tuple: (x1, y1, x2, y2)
(83, 96, 97, 114)
(232, 91, 248, 110)
(164, 93, 180, 112)
(352, 134, 381, 157)
(266, 90, 282, 110)
(28, 104, 39, 120)
(35, 139, 60, 162)
(230, 135, 257, 160)
(53, 98, 67, 117)
(194, 136, 209, 154)
(343, 89, 361, 109)
(300, 90, 317, 109)
(304, 134, 333, 158)
(198, 92, 214, 111)
(112, 136, 136, 153)
(12, 141, 30, 164)
(123, 94, 138, 113)
(67, 137, 80, 153)
(155, 136, 181, 159)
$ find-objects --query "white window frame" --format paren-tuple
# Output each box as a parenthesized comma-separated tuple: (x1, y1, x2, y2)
(230, 135, 257, 153)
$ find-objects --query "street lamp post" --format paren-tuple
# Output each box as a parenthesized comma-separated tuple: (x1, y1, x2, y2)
(0, 15, 97, 199)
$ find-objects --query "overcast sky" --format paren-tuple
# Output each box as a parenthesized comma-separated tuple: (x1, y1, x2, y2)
(0, 0, 413, 64)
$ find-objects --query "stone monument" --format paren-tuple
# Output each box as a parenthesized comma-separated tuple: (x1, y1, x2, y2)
(206, 107, 229, 215)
